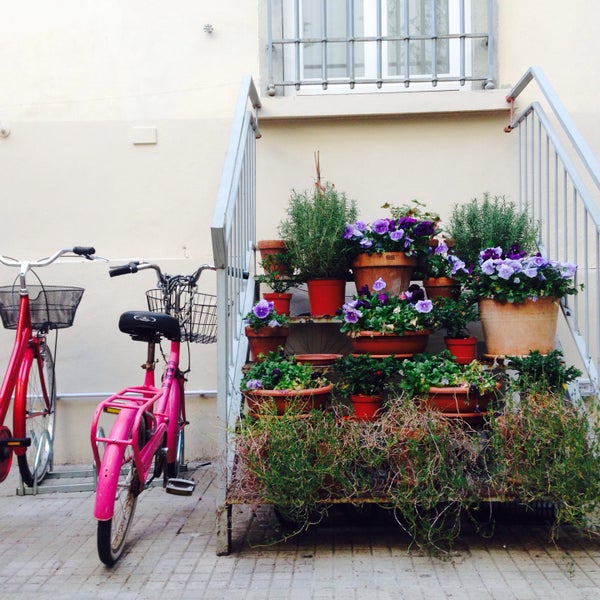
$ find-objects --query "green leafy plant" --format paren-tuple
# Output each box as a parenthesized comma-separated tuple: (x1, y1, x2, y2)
(505, 350, 581, 394)
(423, 238, 469, 279)
(433, 295, 479, 339)
(241, 351, 328, 392)
(344, 199, 439, 258)
(334, 353, 398, 395)
(467, 246, 580, 304)
(488, 390, 600, 538)
(448, 193, 538, 268)
(278, 178, 358, 280)
(256, 255, 298, 293)
(340, 279, 435, 335)
(397, 351, 499, 397)
(244, 299, 288, 333)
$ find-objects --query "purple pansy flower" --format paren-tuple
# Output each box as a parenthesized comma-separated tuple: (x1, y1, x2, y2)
(372, 218, 390, 234)
(252, 299, 272, 319)
(415, 299, 433, 314)
(372, 277, 387, 292)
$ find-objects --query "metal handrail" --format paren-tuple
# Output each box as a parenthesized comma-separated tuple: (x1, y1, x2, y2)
(505, 66, 600, 392)
(210, 75, 261, 555)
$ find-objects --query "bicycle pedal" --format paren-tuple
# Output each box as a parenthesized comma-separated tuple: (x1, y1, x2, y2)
(165, 477, 196, 496)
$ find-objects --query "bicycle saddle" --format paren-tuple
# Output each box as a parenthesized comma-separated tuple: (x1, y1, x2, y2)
(118, 311, 181, 342)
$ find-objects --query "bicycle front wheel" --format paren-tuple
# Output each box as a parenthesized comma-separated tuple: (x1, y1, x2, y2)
(16, 343, 56, 487)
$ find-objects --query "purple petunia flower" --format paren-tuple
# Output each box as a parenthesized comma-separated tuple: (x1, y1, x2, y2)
(480, 247, 503, 262)
(372, 218, 390, 234)
(252, 299, 272, 319)
(389, 229, 404, 242)
(481, 258, 497, 275)
(372, 277, 387, 292)
(497, 263, 516, 280)
(435, 241, 449, 255)
(397, 216, 417, 229)
(413, 220, 436, 237)
(415, 299, 433, 313)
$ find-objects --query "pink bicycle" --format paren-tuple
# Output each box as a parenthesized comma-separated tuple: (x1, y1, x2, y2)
(91, 260, 216, 566)
(0, 246, 96, 487)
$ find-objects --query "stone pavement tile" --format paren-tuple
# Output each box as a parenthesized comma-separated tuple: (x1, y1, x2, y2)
(2, 464, 600, 599)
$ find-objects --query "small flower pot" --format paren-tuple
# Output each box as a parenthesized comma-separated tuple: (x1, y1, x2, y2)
(244, 384, 333, 417)
(444, 336, 478, 365)
(423, 277, 460, 300)
(257, 240, 291, 275)
(307, 278, 346, 317)
(350, 394, 384, 419)
(245, 325, 289, 362)
(262, 292, 293, 316)
(350, 330, 430, 356)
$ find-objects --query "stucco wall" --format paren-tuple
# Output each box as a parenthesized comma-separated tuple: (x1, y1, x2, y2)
(0, 1, 598, 463)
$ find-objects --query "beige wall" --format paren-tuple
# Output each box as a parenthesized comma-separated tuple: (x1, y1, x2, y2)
(0, 1, 598, 463)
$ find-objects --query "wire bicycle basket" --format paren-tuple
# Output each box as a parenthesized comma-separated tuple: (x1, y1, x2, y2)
(0, 285, 85, 331)
(146, 286, 217, 344)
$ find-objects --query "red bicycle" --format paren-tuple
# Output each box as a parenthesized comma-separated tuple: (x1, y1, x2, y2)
(0, 246, 96, 486)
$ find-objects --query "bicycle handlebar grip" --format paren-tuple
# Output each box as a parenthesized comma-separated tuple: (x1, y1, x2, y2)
(72, 246, 96, 256)
(109, 262, 139, 277)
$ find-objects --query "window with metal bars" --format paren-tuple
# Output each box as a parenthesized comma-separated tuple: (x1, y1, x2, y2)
(266, 0, 495, 95)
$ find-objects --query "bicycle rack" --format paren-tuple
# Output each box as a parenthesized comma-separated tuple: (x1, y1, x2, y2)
(17, 427, 98, 496)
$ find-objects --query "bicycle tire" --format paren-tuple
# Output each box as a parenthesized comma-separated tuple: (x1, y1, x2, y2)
(16, 343, 56, 487)
(96, 422, 144, 566)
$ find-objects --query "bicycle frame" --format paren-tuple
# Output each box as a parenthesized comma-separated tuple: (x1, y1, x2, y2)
(0, 292, 48, 455)
(91, 337, 185, 521)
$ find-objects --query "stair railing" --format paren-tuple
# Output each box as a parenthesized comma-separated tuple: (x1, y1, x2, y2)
(211, 75, 261, 554)
(505, 66, 600, 394)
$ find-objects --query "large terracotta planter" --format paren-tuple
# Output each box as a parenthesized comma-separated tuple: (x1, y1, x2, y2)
(263, 292, 293, 316)
(244, 384, 333, 416)
(257, 239, 291, 275)
(307, 278, 346, 317)
(444, 336, 478, 365)
(349, 330, 430, 356)
(352, 252, 417, 296)
(479, 297, 559, 357)
(423, 277, 460, 300)
(350, 394, 384, 419)
(425, 386, 492, 419)
(245, 325, 289, 362)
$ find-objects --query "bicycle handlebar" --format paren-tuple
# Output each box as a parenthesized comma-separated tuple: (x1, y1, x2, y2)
(0, 246, 96, 269)
(109, 261, 216, 287)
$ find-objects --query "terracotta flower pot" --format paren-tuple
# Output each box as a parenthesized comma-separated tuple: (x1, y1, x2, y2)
(307, 278, 346, 317)
(444, 336, 478, 365)
(352, 252, 417, 295)
(479, 297, 559, 357)
(262, 292, 293, 316)
(350, 330, 430, 356)
(244, 384, 333, 416)
(245, 325, 289, 362)
(350, 393, 384, 419)
(423, 277, 460, 300)
(257, 240, 291, 275)
(425, 386, 491, 421)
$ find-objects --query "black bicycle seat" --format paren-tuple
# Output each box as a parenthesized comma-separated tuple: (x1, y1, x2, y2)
(118, 311, 181, 342)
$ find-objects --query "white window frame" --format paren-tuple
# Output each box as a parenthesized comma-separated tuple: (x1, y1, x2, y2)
(279, 0, 475, 95)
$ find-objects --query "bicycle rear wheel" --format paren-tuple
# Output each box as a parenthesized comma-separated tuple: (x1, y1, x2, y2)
(96, 420, 145, 566)
(16, 343, 56, 487)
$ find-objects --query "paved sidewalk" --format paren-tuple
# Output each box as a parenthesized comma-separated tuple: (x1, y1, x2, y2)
(1, 462, 600, 599)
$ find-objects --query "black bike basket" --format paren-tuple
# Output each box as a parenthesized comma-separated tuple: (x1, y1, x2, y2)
(146, 288, 217, 344)
(0, 285, 85, 331)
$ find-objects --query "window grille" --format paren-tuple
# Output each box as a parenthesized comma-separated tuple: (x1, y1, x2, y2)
(266, 0, 495, 95)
